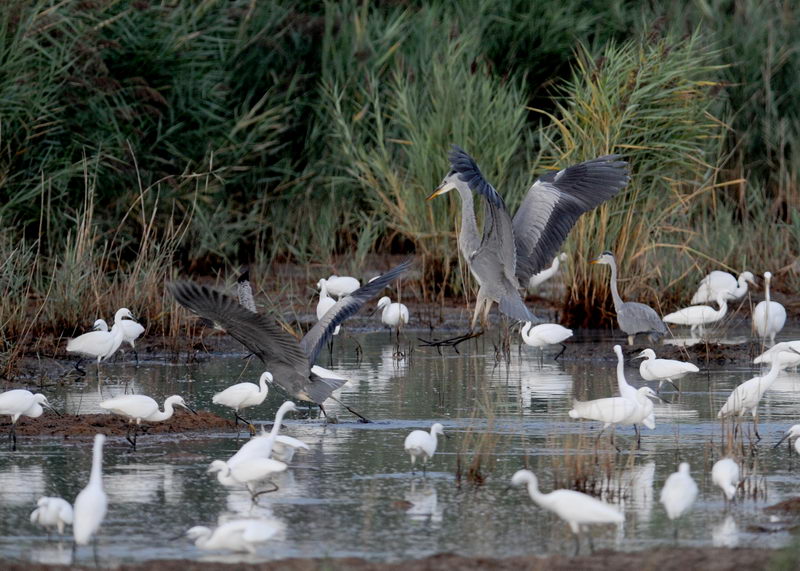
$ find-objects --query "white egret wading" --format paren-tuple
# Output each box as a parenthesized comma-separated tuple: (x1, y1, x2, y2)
(376, 296, 409, 346)
(774, 425, 800, 455)
(66, 308, 132, 375)
(592, 252, 667, 345)
(520, 322, 573, 361)
(30, 497, 74, 535)
(73, 434, 107, 546)
(404, 423, 445, 474)
(212, 372, 272, 431)
(660, 463, 698, 525)
(717, 350, 797, 439)
(634, 348, 699, 392)
(0, 389, 58, 451)
(663, 292, 728, 337)
(753, 271, 786, 346)
(691, 270, 755, 304)
(186, 519, 284, 553)
(754, 341, 800, 369)
(711, 458, 739, 501)
(511, 469, 623, 555)
(99, 394, 195, 449)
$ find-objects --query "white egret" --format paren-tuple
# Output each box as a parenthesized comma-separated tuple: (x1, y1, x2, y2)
(73, 434, 107, 546)
(520, 322, 573, 361)
(212, 372, 272, 431)
(228, 401, 300, 464)
(634, 348, 699, 392)
(95, 310, 145, 362)
(711, 458, 740, 501)
(0, 389, 58, 451)
(186, 519, 284, 553)
(774, 424, 800, 455)
(527, 252, 568, 290)
(376, 296, 409, 345)
(569, 387, 658, 448)
(612, 344, 656, 430)
(660, 463, 698, 521)
(754, 341, 800, 369)
(664, 292, 728, 336)
(404, 423, 445, 474)
(30, 496, 74, 535)
(691, 270, 755, 304)
(317, 275, 360, 299)
(66, 308, 132, 374)
(316, 281, 341, 336)
(511, 470, 623, 555)
(753, 271, 786, 345)
(99, 394, 195, 449)
(92, 319, 108, 332)
(717, 350, 796, 439)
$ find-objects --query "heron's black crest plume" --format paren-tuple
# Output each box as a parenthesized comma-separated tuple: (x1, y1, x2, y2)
(447, 145, 504, 208)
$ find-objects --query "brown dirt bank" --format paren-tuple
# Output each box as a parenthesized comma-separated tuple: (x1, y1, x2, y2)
(2, 409, 232, 437)
(1, 547, 787, 571)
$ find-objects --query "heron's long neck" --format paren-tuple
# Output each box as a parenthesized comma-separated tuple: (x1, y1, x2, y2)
(757, 359, 783, 395)
(607, 261, 624, 312)
(89, 442, 104, 487)
(456, 185, 479, 257)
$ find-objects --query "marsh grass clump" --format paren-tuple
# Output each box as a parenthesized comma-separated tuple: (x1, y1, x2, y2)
(548, 432, 619, 497)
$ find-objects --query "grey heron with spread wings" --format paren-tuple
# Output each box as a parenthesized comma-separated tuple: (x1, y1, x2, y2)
(169, 260, 412, 423)
(427, 146, 629, 332)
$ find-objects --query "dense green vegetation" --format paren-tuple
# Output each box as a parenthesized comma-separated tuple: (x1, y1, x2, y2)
(1, 0, 798, 361)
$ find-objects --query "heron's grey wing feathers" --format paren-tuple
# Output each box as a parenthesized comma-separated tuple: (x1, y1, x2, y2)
(449, 146, 520, 290)
(618, 302, 667, 335)
(300, 259, 413, 364)
(305, 372, 347, 403)
(168, 281, 310, 383)
(514, 155, 629, 284)
(499, 294, 539, 324)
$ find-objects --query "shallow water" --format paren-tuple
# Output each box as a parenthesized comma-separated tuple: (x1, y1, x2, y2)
(2, 330, 800, 565)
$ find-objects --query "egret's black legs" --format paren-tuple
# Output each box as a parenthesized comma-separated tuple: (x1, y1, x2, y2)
(554, 343, 567, 361)
(73, 358, 87, 377)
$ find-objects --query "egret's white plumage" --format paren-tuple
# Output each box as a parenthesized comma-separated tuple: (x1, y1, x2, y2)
(711, 458, 739, 501)
(660, 463, 698, 520)
(186, 519, 284, 553)
(73, 434, 107, 545)
(404, 423, 444, 471)
(775, 424, 800, 455)
(99, 394, 192, 424)
(754, 341, 800, 369)
(30, 497, 74, 535)
(635, 348, 699, 391)
(317, 275, 360, 299)
(520, 322, 573, 360)
(613, 344, 655, 429)
(66, 308, 131, 363)
(753, 271, 786, 345)
(120, 317, 145, 350)
(0, 389, 56, 450)
(377, 296, 410, 330)
(527, 252, 568, 290)
(691, 270, 755, 304)
(212, 372, 272, 420)
(92, 319, 108, 332)
(664, 292, 728, 336)
(511, 470, 623, 551)
(568, 386, 657, 429)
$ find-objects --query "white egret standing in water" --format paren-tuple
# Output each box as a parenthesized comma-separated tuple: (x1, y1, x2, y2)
(404, 423, 445, 474)
(73, 434, 107, 546)
(690, 270, 755, 304)
(774, 425, 800, 455)
(711, 458, 740, 502)
(0, 389, 58, 451)
(30, 497, 74, 535)
(634, 348, 699, 392)
(99, 394, 195, 449)
(376, 296, 409, 347)
(663, 292, 728, 337)
(66, 308, 132, 375)
(520, 322, 573, 361)
(510, 469, 623, 555)
(212, 372, 272, 432)
(753, 271, 786, 345)
(660, 463, 698, 525)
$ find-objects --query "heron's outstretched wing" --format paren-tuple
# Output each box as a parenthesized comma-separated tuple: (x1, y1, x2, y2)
(300, 259, 413, 364)
(448, 146, 519, 290)
(513, 155, 629, 284)
(168, 281, 310, 384)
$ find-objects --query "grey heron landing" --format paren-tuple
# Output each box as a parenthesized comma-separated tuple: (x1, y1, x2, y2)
(426, 146, 628, 342)
(592, 251, 667, 345)
(168, 259, 412, 423)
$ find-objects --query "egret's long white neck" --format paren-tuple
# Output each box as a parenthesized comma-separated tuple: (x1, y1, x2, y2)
(759, 357, 784, 395)
(319, 281, 331, 300)
(149, 398, 176, 422)
(89, 440, 104, 487)
(765, 277, 772, 304)
(258, 375, 269, 394)
(615, 350, 630, 395)
(520, 322, 533, 340)
(525, 477, 546, 506)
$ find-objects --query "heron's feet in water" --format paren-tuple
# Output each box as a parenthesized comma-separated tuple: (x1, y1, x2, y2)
(418, 330, 484, 354)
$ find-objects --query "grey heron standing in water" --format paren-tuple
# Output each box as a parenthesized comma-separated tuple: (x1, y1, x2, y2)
(169, 259, 412, 423)
(425, 146, 629, 342)
(592, 251, 667, 345)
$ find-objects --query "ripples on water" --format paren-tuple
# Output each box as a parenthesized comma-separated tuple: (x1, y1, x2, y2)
(1, 330, 799, 564)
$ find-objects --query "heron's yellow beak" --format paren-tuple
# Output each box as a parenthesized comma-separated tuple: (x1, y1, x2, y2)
(426, 182, 456, 201)
(590, 259, 600, 265)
